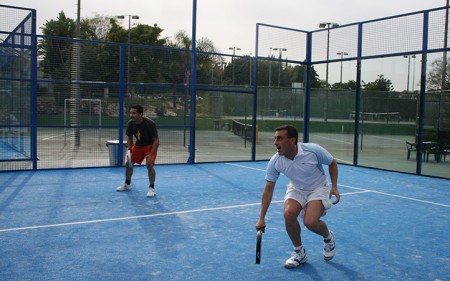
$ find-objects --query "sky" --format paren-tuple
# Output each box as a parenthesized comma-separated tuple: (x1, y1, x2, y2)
(1, 0, 444, 54)
(0, 0, 447, 91)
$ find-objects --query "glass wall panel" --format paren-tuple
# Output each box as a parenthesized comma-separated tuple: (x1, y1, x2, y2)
(357, 57, 419, 173)
(195, 91, 253, 162)
(254, 58, 306, 160)
(255, 84, 304, 160)
(421, 53, 450, 178)
(308, 60, 356, 164)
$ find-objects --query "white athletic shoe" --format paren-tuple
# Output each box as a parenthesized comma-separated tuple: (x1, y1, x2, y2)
(284, 247, 307, 269)
(116, 183, 131, 192)
(323, 231, 335, 261)
(146, 187, 155, 197)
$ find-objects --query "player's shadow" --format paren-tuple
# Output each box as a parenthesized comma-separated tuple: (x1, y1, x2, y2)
(297, 261, 364, 281)
(290, 263, 324, 281)
(327, 262, 365, 280)
(125, 187, 185, 260)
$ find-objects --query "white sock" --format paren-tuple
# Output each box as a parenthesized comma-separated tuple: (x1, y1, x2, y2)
(294, 245, 303, 252)
(324, 232, 332, 241)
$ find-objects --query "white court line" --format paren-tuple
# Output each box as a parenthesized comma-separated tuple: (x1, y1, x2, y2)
(42, 129, 87, 140)
(312, 134, 353, 145)
(371, 135, 404, 142)
(42, 133, 66, 140)
(0, 190, 366, 234)
(226, 162, 266, 171)
(1, 164, 447, 233)
(335, 158, 353, 165)
(338, 184, 450, 208)
(226, 163, 450, 209)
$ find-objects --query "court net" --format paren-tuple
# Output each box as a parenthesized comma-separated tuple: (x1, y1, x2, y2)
(231, 119, 258, 143)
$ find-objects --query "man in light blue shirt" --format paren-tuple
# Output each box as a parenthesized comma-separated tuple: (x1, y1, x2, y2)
(256, 125, 340, 269)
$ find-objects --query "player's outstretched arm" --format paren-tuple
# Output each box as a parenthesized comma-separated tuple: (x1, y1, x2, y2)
(328, 159, 340, 204)
(256, 181, 275, 230)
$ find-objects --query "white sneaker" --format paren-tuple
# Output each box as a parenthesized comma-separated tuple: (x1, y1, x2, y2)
(116, 183, 131, 192)
(284, 247, 307, 269)
(146, 187, 155, 197)
(323, 231, 335, 261)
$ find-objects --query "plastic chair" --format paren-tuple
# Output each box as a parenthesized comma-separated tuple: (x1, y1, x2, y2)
(405, 141, 417, 160)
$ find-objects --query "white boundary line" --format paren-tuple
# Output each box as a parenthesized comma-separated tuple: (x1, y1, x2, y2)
(227, 163, 450, 208)
(338, 184, 450, 208)
(335, 158, 353, 165)
(0, 191, 366, 233)
(312, 134, 353, 145)
(41, 129, 87, 141)
(226, 162, 266, 171)
(1, 164, 448, 233)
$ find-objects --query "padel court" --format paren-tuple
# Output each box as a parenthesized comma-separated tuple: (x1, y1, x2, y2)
(0, 162, 448, 280)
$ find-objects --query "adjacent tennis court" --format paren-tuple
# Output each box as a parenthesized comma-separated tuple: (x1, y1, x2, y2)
(0, 162, 448, 280)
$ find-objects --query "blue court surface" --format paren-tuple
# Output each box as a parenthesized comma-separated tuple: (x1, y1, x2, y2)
(0, 162, 449, 281)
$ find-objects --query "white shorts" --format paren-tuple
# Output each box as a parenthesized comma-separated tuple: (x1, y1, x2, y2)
(284, 183, 332, 218)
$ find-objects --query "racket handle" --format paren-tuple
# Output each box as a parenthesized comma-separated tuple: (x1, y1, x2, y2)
(256, 230, 263, 264)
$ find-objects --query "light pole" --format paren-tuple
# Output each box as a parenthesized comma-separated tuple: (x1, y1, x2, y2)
(440, 0, 449, 131)
(319, 22, 339, 122)
(268, 48, 273, 114)
(442, 0, 449, 91)
(336, 51, 348, 86)
(272, 48, 287, 86)
(117, 15, 139, 89)
(229, 46, 241, 84)
(412, 54, 417, 93)
(220, 62, 226, 84)
(249, 53, 252, 86)
(403, 55, 416, 94)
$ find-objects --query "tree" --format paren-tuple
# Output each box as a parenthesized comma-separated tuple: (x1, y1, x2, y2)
(104, 19, 167, 85)
(426, 57, 450, 90)
(363, 74, 394, 92)
(332, 80, 357, 90)
(86, 14, 114, 41)
(165, 30, 221, 85)
(38, 11, 94, 80)
(225, 58, 320, 88)
(426, 57, 450, 130)
(38, 11, 99, 107)
(222, 56, 251, 85)
(162, 30, 222, 112)
(106, 19, 166, 46)
(39, 12, 168, 89)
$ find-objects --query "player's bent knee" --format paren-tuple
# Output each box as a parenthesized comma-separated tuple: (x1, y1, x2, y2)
(284, 211, 299, 222)
(303, 218, 317, 229)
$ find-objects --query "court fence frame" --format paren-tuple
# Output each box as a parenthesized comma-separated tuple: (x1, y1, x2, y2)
(0, 3, 449, 179)
(63, 98, 102, 146)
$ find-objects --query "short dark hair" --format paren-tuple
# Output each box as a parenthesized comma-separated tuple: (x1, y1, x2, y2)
(130, 104, 143, 114)
(275, 125, 298, 143)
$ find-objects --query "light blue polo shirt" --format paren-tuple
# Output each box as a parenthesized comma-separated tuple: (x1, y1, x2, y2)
(265, 143, 333, 191)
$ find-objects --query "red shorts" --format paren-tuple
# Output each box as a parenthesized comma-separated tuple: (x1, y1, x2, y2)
(131, 144, 157, 165)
